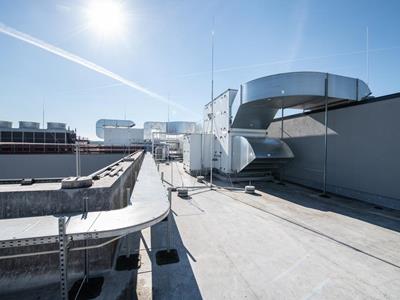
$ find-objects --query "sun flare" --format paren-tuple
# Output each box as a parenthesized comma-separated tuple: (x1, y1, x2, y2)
(86, 0, 126, 37)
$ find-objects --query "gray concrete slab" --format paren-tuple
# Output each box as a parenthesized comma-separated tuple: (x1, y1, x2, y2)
(128, 161, 400, 299)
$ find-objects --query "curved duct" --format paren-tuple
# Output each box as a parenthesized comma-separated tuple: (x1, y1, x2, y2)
(96, 119, 135, 139)
(232, 136, 294, 174)
(231, 72, 370, 130)
(228, 72, 370, 174)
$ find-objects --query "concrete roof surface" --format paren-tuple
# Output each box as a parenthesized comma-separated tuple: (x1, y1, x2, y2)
(2, 160, 400, 299)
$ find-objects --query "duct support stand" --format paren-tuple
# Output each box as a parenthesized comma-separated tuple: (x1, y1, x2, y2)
(177, 188, 189, 198)
(245, 185, 256, 194)
(197, 176, 205, 183)
(319, 73, 330, 198)
(277, 101, 286, 186)
(115, 233, 141, 271)
(156, 188, 179, 265)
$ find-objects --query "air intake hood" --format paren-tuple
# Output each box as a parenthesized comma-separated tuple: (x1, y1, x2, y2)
(232, 136, 294, 173)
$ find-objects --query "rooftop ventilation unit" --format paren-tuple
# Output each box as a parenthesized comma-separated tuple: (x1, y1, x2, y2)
(227, 72, 370, 176)
(0, 121, 12, 129)
(231, 71, 371, 130)
(19, 121, 40, 130)
(185, 71, 371, 180)
(47, 122, 66, 130)
(166, 121, 197, 134)
(96, 119, 136, 139)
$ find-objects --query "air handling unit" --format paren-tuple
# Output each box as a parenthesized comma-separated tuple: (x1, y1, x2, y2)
(183, 71, 371, 181)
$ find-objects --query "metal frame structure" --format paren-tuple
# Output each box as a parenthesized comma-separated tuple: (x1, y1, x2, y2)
(151, 131, 185, 162)
(0, 153, 170, 297)
(0, 156, 169, 250)
(58, 217, 69, 300)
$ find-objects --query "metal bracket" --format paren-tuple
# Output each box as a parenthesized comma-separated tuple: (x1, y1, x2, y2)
(58, 217, 69, 300)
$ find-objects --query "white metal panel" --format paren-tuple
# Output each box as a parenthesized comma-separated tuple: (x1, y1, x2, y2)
(183, 133, 212, 174)
(203, 89, 237, 174)
(103, 128, 144, 145)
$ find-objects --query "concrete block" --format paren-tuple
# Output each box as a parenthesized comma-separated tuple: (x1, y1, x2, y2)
(61, 176, 93, 189)
(245, 185, 255, 194)
(197, 176, 205, 183)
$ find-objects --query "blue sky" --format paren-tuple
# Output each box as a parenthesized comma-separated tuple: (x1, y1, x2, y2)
(0, 0, 399, 140)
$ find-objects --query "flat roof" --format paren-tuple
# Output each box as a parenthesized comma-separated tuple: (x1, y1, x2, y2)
(2, 161, 400, 298)
(132, 162, 400, 299)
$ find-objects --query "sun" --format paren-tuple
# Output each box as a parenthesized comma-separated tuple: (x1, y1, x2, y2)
(86, 0, 126, 38)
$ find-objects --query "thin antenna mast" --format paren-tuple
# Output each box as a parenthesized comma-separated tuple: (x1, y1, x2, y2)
(167, 94, 170, 124)
(42, 98, 45, 129)
(366, 26, 369, 85)
(167, 93, 170, 133)
(210, 20, 215, 189)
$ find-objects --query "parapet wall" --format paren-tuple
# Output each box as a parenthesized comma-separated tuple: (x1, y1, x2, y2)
(268, 94, 400, 209)
(0, 152, 144, 219)
(0, 151, 146, 294)
(0, 153, 125, 179)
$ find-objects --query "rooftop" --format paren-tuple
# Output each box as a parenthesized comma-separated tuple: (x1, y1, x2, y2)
(7, 160, 399, 299)
(1, 155, 399, 299)
(136, 163, 400, 299)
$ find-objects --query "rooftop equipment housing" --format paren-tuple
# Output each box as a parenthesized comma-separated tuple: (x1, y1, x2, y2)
(47, 122, 66, 130)
(166, 121, 197, 134)
(96, 119, 136, 139)
(0, 121, 12, 129)
(144, 121, 197, 140)
(0, 121, 75, 145)
(19, 121, 40, 130)
(184, 72, 370, 180)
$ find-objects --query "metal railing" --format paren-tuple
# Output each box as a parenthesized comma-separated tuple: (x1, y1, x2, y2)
(0, 142, 148, 154)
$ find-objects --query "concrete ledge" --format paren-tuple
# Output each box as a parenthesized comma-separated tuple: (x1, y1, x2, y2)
(0, 151, 144, 219)
(0, 153, 169, 248)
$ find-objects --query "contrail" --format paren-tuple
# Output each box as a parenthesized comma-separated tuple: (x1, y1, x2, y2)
(0, 22, 195, 115)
